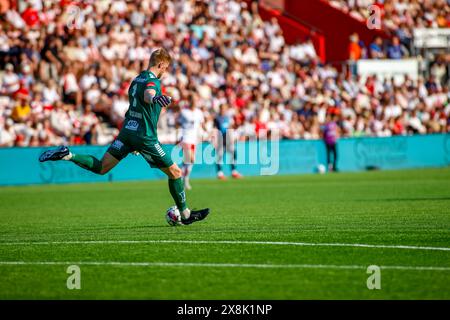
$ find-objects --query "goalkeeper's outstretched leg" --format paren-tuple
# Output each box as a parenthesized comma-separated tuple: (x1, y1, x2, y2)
(39, 146, 209, 225)
(39, 146, 119, 175)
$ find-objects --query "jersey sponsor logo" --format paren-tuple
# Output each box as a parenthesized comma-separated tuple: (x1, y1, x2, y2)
(111, 139, 124, 150)
(129, 110, 143, 119)
(125, 120, 139, 131)
(154, 143, 166, 157)
(133, 78, 146, 83)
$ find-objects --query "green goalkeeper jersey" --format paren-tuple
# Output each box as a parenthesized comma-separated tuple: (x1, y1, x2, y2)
(123, 70, 162, 140)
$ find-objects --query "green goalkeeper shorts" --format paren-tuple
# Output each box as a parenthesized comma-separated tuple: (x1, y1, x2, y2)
(107, 131, 174, 169)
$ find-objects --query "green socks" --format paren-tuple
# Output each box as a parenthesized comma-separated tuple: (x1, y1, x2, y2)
(70, 154, 103, 174)
(168, 178, 187, 212)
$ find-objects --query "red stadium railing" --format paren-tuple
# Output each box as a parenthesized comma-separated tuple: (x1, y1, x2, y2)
(258, 3, 327, 63)
(261, 0, 388, 64)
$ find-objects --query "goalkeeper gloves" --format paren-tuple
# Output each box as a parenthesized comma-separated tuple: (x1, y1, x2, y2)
(152, 95, 172, 107)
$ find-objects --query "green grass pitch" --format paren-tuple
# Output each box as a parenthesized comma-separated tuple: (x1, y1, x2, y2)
(0, 168, 449, 299)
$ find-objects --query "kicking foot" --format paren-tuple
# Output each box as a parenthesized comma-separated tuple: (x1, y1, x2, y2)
(39, 146, 71, 162)
(181, 208, 210, 225)
(231, 170, 243, 179)
(217, 171, 226, 180)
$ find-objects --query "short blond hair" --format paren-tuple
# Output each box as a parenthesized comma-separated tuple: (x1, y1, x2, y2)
(149, 48, 172, 67)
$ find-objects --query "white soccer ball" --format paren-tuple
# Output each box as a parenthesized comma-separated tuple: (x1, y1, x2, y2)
(166, 206, 182, 226)
(316, 164, 326, 174)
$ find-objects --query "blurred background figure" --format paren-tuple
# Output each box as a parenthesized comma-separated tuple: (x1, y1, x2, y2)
(322, 114, 340, 172)
(178, 95, 204, 190)
(214, 104, 242, 180)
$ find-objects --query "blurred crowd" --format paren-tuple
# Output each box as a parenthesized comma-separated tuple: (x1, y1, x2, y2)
(331, 0, 450, 60)
(328, 0, 450, 33)
(0, 0, 449, 148)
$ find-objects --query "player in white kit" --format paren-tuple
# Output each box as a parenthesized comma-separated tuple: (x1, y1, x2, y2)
(178, 102, 204, 190)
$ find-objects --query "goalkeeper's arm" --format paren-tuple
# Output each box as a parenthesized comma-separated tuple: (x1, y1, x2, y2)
(144, 88, 172, 107)
(144, 88, 156, 104)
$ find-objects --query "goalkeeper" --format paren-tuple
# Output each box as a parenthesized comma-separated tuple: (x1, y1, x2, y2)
(39, 48, 209, 225)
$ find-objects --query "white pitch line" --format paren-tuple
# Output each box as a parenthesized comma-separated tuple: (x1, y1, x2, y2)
(0, 261, 448, 271)
(0, 239, 449, 252)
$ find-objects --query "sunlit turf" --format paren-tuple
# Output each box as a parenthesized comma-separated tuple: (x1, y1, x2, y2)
(0, 168, 449, 299)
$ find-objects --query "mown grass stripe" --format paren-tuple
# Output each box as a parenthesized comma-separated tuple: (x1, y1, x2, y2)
(0, 240, 449, 252)
(0, 261, 448, 271)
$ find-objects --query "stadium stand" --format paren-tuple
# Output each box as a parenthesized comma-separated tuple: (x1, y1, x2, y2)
(0, 0, 449, 147)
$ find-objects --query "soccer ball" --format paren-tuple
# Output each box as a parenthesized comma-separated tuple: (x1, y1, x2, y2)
(316, 164, 326, 174)
(166, 206, 182, 226)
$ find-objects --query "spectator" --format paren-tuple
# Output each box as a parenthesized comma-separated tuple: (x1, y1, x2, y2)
(1, 63, 20, 94)
(21, 4, 39, 27)
(387, 36, 406, 59)
(369, 36, 385, 59)
(11, 93, 31, 123)
(42, 79, 60, 105)
(348, 33, 364, 61)
(0, 118, 16, 147)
